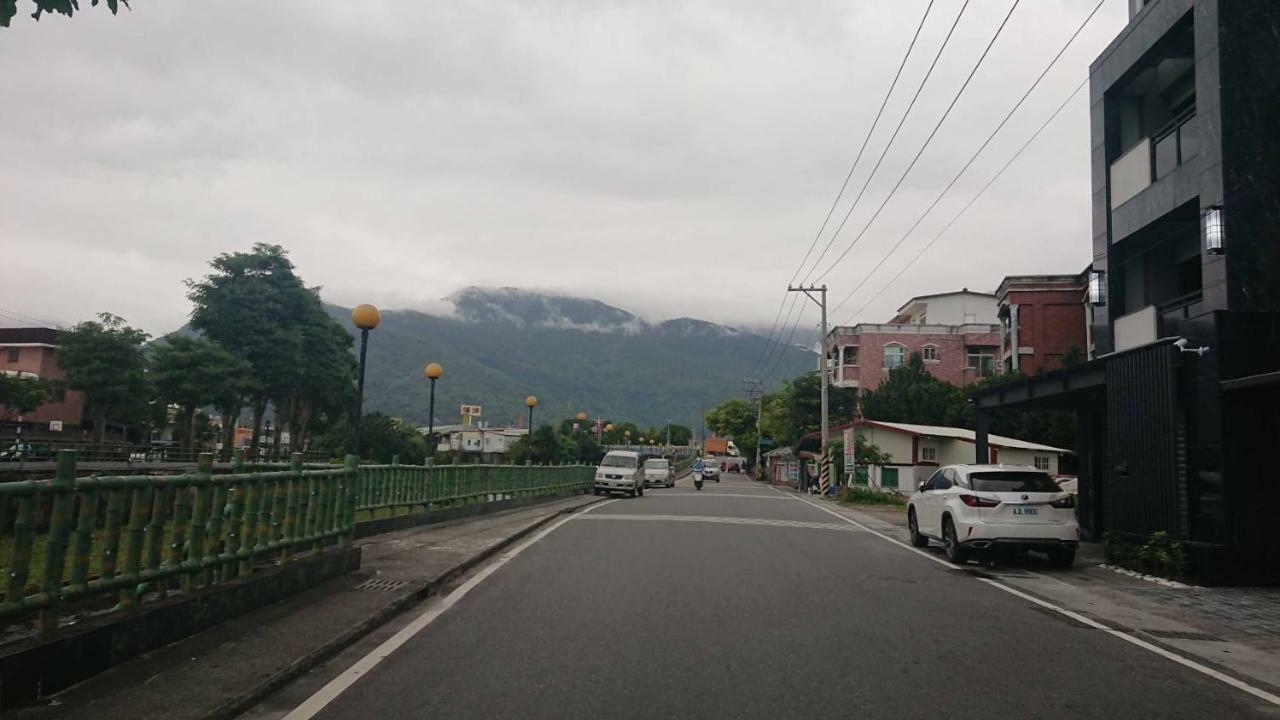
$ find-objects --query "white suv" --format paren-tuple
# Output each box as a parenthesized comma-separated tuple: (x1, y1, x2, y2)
(907, 464, 1080, 568)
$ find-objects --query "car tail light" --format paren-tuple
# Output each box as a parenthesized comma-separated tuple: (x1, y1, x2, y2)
(1050, 496, 1075, 509)
(959, 494, 1000, 508)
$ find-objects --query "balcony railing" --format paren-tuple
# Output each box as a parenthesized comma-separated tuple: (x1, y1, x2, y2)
(1110, 138, 1152, 209)
(1109, 110, 1197, 210)
(1153, 109, 1198, 180)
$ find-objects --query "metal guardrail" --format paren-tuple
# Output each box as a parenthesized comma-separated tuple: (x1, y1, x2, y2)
(0, 451, 591, 638)
(356, 461, 593, 516)
(0, 439, 328, 465)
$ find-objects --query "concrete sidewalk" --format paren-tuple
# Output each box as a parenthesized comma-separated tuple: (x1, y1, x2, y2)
(14, 494, 602, 720)
(799, 491, 1280, 697)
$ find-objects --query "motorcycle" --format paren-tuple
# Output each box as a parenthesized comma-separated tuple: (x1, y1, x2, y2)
(694, 474, 704, 491)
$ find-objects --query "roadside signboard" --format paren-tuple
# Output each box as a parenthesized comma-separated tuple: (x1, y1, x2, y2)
(843, 428, 855, 467)
(787, 462, 799, 482)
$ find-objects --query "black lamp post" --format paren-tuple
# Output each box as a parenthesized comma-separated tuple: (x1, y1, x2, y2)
(351, 304, 381, 456)
(525, 395, 538, 433)
(425, 363, 443, 456)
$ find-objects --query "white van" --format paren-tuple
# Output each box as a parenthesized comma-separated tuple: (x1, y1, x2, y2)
(643, 458, 674, 488)
(594, 450, 645, 497)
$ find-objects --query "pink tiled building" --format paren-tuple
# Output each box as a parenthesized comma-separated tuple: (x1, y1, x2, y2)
(829, 290, 1001, 392)
(0, 327, 86, 438)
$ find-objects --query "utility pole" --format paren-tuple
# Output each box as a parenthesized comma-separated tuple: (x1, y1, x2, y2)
(788, 284, 830, 495)
(744, 378, 763, 480)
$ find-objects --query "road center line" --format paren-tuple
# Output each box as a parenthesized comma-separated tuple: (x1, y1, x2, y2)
(780, 488, 1280, 708)
(282, 498, 620, 720)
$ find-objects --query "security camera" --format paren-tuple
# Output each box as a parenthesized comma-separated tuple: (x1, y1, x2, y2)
(1174, 338, 1188, 350)
(1174, 338, 1210, 356)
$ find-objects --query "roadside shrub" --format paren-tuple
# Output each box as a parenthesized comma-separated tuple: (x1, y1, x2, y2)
(838, 485, 906, 506)
(1104, 530, 1188, 580)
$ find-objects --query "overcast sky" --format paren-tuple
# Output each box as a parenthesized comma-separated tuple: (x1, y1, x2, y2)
(0, 0, 1128, 337)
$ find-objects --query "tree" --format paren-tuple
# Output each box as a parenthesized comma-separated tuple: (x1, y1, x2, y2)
(57, 313, 149, 442)
(149, 335, 253, 450)
(509, 425, 564, 465)
(860, 353, 972, 429)
(0, 373, 49, 420)
(705, 397, 758, 461)
(1, 0, 127, 28)
(665, 424, 693, 446)
(313, 413, 428, 464)
(756, 371, 859, 448)
(187, 244, 352, 454)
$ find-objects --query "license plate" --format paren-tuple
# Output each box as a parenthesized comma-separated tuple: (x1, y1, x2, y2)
(606, 474, 621, 480)
(1012, 507, 1039, 516)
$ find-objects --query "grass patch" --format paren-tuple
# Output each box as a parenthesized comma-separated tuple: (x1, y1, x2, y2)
(838, 485, 907, 507)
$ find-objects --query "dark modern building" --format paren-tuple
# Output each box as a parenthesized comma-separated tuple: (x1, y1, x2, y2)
(972, 0, 1280, 582)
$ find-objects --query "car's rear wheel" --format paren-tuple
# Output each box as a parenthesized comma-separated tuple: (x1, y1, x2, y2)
(1048, 547, 1075, 569)
(908, 509, 929, 548)
(943, 518, 969, 564)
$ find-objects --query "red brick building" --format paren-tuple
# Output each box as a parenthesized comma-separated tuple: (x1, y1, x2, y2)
(828, 291, 1001, 391)
(0, 327, 86, 438)
(995, 272, 1090, 375)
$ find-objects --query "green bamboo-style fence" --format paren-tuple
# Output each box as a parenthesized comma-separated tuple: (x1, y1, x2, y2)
(0, 451, 591, 637)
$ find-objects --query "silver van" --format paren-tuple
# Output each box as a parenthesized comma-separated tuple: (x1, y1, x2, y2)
(594, 451, 645, 497)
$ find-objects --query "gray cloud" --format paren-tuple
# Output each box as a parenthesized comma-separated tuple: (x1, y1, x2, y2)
(0, 0, 1127, 335)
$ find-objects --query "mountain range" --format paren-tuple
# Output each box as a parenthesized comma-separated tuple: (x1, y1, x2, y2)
(331, 287, 815, 429)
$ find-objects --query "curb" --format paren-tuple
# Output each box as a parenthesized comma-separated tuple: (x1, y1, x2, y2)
(204, 497, 604, 720)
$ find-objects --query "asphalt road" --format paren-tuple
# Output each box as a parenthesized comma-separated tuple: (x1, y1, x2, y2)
(285, 474, 1277, 719)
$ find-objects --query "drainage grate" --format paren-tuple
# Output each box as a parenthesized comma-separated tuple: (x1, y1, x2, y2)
(1141, 628, 1226, 642)
(355, 578, 409, 592)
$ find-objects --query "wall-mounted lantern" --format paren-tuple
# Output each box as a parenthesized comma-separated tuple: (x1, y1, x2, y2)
(1088, 270, 1107, 306)
(1203, 205, 1225, 255)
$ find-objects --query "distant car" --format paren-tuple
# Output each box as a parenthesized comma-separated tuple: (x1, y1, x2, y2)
(643, 458, 675, 488)
(594, 450, 645, 498)
(700, 457, 721, 483)
(907, 464, 1080, 568)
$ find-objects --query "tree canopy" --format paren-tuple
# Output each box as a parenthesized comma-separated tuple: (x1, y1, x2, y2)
(860, 353, 972, 429)
(57, 313, 150, 442)
(1, 0, 128, 28)
(149, 335, 252, 449)
(0, 374, 49, 418)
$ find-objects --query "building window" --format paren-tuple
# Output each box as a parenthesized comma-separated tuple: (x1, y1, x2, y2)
(50, 381, 67, 403)
(921, 345, 939, 362)
(921, 446, 937, 463)
(842, 346, 859, 366)
(884, 345, 905, 369)
(5, 348, 18, 363)
(1034, 455, 1050, 471)
(966, 347, 996, 377)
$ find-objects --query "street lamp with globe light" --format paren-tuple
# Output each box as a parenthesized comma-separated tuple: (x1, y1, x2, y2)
(525, 396, 539, 432)
(351, 304, 381, 455)
(424, 363, 443, 456)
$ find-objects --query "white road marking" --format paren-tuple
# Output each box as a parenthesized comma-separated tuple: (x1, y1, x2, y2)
(572, 513, 864, 532)
(780, 488, 1280, 708)
(281, 499, 620, 720)
(643, 492, 794, 500)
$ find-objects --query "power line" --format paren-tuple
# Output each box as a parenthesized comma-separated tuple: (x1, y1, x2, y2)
(760, 300, 811, 383)
(800, 0, 971, 283)
(828, 0, 1109, 318)
(747, 0, 939, 380)
(811, 0, 1023, 285)
(0, 307, 62, 328)
(842, 76, 1090, 323)
(755, 292, 803, 381)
